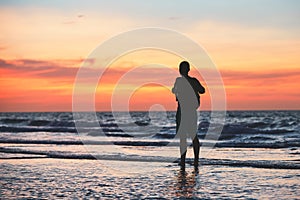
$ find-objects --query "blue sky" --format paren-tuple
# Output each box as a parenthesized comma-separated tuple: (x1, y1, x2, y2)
(1, 0, 299, 30)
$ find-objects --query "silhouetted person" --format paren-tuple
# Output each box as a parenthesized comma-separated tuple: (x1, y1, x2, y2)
(172, 61, 205, 169)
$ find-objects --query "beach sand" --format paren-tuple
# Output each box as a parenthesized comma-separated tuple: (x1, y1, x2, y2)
(1, 158, 299, 199)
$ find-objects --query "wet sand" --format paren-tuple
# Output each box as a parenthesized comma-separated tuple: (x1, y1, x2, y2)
(1, 158, 299, 199)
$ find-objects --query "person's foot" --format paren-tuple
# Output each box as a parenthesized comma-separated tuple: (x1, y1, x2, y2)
(180, 163, 185, 171)
(180, 158, 185, 170)
(193, 165, 199, 173)
(194, 158, 199, 168)
(180, 153, 186, 169)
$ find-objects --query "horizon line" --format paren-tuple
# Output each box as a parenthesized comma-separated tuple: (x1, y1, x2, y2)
(0, 109, 299, 113)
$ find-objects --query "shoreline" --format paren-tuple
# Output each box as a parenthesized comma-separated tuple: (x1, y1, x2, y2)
(1, 146, 299, 170)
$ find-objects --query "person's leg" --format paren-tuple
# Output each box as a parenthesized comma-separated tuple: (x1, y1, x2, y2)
(180, 136, 187, 169)
(176, 104, 186, 168)
(175, 104, 181, 134)
(192, 136, 200, 167)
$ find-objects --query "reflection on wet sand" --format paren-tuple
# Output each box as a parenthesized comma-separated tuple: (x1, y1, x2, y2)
(174, 167, 201, 198)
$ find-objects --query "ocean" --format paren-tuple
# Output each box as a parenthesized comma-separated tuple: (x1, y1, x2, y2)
(0, 111, 299, 199)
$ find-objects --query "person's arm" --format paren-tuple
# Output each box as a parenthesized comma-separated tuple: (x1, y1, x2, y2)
(172, 78, 178, 94)
(194, 78, 205, 94)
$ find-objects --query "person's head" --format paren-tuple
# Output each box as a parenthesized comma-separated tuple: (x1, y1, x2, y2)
(179, 61, 190, 76)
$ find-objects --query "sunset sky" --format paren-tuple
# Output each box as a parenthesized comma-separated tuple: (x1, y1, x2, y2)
(0, 0, 299, 112)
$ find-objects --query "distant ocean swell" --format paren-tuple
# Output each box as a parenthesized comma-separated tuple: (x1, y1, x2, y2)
(0, 111, 300, 141)
(0, 138, 299, 149)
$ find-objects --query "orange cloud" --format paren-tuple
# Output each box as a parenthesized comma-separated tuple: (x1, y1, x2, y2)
(0, 56, 299, 112)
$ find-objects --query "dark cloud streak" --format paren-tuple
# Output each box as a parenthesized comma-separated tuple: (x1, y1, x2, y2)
(0, 58, 79, 79)
(221, 69, 300, 81)
(1, 58, 300, 85)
